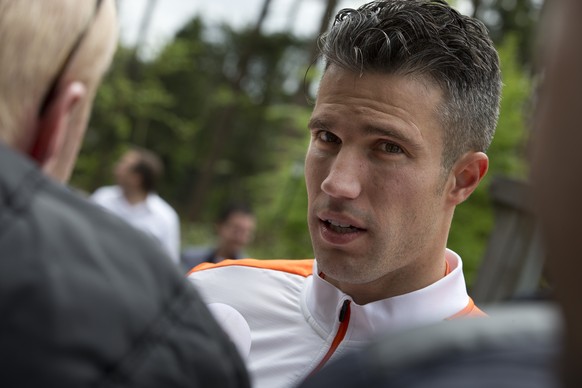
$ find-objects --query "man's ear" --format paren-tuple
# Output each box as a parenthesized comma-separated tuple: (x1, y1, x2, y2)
(29, 81, 86, 168)
(448, 151, 488, 205)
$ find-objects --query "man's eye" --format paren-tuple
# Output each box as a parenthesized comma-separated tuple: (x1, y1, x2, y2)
(317, 131, 341, 144)
(381, 142, 403, 154)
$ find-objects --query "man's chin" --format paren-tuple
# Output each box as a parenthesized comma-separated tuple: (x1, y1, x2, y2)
(317, 255, 361, 280)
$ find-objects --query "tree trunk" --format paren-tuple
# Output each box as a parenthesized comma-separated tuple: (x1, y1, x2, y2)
(232, 0, 274, 90)
(294, 0, 339, 105)
(470, 0, 482, 18)
(128, 0, 158, 144)
(188, 0, 273, 220)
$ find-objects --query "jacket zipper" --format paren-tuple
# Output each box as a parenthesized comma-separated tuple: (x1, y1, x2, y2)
(308, 299, 351, 377)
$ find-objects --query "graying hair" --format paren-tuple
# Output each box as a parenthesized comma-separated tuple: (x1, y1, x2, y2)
(319, 0, 502, 171)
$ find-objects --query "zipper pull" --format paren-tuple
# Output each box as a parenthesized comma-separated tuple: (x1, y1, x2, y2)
(338, 300, 350, 322)
(308, 299, 352, 378)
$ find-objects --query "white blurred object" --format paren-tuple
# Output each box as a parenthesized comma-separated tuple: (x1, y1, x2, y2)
(208, 303, 252, 359)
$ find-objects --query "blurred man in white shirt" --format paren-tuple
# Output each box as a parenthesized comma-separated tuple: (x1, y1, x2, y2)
(92, 147, 180, 263)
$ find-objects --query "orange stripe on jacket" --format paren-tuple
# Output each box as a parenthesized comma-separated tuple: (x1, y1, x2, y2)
(447, 297, 486, 318)
(188, 258, 315, 278)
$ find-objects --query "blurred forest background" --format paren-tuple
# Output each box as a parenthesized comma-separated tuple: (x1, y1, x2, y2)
(72, 0, 544, 285)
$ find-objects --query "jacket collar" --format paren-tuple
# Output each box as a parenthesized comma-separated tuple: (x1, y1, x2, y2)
(301, 249, 471, 342)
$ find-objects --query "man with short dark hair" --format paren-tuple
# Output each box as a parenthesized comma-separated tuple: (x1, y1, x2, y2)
(0, 1, 249, 387)
(92, 146, 181, 263)
(304, 2, 582, 387)
(188, 1, 501, 387)
(182, 203, 256, 270)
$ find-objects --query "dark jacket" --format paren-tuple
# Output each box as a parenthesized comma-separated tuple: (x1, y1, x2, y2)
(0, 144, 250, 388)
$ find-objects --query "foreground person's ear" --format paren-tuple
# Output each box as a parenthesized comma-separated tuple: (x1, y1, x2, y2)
(29, 81, 87, 178)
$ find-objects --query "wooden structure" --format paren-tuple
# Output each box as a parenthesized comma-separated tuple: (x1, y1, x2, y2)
(470, 176, 546, 304)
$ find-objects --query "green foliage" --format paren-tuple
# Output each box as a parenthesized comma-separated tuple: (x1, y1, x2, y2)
(448, 35, 532, 285)
(245, 105, 314, 259)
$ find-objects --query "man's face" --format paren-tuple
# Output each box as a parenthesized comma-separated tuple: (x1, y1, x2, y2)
(217, 212, 256, 257)
(305, 66, 455, 294)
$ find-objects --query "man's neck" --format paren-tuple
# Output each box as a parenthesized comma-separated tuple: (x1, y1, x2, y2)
(326, 257, 448, 305)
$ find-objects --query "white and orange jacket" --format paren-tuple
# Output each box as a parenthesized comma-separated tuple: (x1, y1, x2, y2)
(188, 249, 484, 388)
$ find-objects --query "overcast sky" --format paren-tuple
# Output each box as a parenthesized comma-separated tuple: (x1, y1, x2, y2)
(117, 0, 353, 57)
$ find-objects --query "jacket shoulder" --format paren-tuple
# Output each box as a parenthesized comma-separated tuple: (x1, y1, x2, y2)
(190, 258, 314, 278)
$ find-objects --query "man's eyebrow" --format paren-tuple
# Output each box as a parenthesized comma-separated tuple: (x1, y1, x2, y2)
(365, 126, 408, 141)
(365, 126, 423, 149)
(307, 118, 329, 130)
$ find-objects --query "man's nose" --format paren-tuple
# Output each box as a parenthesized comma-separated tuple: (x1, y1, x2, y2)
(320, 150, 363, 200)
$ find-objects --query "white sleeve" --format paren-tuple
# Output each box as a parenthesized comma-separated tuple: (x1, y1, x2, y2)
(164, 211, 181, 264)
(90, 187, 107, 204)
(207, 303, 252, 360)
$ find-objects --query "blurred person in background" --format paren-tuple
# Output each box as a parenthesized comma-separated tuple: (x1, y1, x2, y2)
(182, 202, 256, 271)
(91, 146, 181, 264)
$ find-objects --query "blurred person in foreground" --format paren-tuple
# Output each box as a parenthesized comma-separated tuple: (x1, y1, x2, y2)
(182, 203, 256, 271)
(92, 146, 181, 264)
(188, 0, 501, 387)
(0, 1, 249, 387)
(532, 0, 582, 386)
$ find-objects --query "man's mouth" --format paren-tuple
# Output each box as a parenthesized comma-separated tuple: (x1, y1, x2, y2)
(323, 219, 364, 234)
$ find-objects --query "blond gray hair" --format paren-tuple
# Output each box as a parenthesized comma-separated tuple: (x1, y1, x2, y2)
(0, 0, 117, 147)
